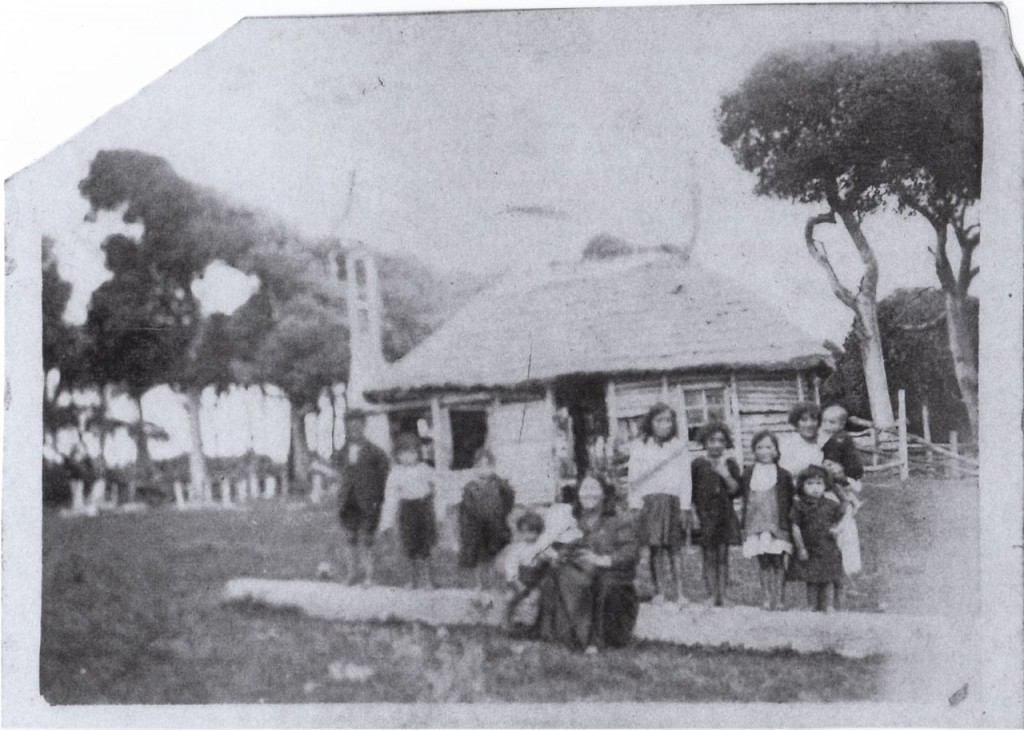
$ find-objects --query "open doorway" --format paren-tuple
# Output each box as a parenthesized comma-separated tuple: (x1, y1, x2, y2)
(554, 376, 608, 494)
(449, 408, 488, 470)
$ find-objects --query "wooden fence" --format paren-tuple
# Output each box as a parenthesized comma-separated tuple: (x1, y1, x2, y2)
(849, 390, 978, 481)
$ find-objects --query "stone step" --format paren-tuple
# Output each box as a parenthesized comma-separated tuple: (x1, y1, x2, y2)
(222, 578, 955, 659)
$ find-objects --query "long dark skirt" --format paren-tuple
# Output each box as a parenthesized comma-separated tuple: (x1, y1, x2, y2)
(398, 496, 437, 560)
(535, 563, 639, 650)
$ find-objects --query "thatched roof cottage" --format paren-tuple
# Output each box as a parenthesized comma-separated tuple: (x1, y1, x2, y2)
(361, 251, 832, 505)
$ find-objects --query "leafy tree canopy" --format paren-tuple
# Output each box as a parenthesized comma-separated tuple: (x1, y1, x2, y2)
(718, 41, 980, 215)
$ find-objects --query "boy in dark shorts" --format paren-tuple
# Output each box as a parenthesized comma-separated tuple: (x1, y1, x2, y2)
(333, 409, 390, 585)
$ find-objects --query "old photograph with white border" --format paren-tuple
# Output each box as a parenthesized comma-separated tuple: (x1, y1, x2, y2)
(3, 2, 1023, 727)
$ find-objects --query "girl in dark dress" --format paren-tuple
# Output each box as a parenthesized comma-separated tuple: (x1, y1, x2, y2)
(789, 465, 847, 612)
(691, 422, 742, 606)
(534, 473, 641, 653)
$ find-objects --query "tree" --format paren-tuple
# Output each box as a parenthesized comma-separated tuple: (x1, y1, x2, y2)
(83, 234, 190, 493)
(718, 46, 912, 428)
(823, 288, 977, 440)
(79, 150, 263, 496)
(873, 42, 982, 438)
(42, 237, 88, 482)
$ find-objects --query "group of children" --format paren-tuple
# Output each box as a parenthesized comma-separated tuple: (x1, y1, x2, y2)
(331, 399, 865, 616)
(629, 400, 864, 613)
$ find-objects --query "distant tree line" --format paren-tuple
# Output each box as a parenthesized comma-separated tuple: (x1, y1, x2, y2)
(42, 149, 487, 504)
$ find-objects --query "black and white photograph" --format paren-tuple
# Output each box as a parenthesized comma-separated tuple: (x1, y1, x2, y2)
(3, 1, 1023, 726)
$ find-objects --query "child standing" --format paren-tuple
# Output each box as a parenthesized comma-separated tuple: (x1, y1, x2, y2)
(789, 465, 847, 612)
(459, 448, 516, 593)
(819, 403, 864, 575)
(379, 433, 438, 589)
(691, 422, 742, 606)
(740, 431, 794, 611)
(627, 403, 693, 606)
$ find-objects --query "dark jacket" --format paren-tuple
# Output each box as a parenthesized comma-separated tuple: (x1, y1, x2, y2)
(739, 464, 795, 538)
(820, 431, 864, 481)
(333, 439, 391, 513)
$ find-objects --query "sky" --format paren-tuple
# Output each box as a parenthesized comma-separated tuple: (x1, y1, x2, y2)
(10, 4, 984, 463)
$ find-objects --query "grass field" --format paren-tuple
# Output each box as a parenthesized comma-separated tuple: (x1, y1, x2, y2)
(40, 472, 976, 704)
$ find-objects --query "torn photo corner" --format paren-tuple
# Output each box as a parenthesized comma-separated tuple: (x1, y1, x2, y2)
(4, 2, 1023, 727)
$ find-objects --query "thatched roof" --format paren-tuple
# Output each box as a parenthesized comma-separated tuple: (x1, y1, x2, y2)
(367, 253, 832, 400)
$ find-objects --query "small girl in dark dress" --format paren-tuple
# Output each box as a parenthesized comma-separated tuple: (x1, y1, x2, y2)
(379, 433, 438, 589)
(691, 422, 742, 606)
(789, 465, 847, 612)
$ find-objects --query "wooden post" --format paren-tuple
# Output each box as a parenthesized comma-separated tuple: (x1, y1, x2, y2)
(310, 472, 324, 504)
(234, 479, 248, 504)
(263, 474, 278, 499)
(897, 389, 909, 482)
(948, 431, 959, 478)
(70, 479, 86, 513)
(173, 480, 187, 508)
(812, 376, 821, 406)
(921, 403, 933, 464)
(431, 396, 452, 470)
(870, 426, 879, 467)
(728, 373, 744, 464)
(220, 477, 232, 507)
(605, 381, 618, 445)
(796, 372, 805, 401)
(674, 384, 690, 444)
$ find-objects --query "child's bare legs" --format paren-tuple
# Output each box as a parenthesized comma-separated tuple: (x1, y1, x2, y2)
(359, 541, 375, 586)
(670, 548, 686, 604)
(421, 558, 436, 590)
(767, 555, 784, 609)
(715, 544, 729, 606)
(701, 546, 715, 598)
(649, 546, 663, 602)
(756, 555, 772, 609)
(830, 582, 842, 612)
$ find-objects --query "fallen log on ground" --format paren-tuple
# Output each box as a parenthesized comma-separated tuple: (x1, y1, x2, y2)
(222, 578, 955, 660)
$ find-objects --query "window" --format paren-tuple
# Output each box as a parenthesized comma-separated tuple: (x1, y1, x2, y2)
(683, 387, 728, 441)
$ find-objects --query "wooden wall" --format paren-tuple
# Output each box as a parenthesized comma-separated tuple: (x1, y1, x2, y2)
(610, 370, 813, 464)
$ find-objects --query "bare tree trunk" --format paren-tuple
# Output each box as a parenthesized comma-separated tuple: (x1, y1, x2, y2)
(130, 393, 151, 502)
(944, 292, 979, 439)
(289, 400, 313, 492)
(183, 386, 209, 502)
(855, 302, 895, 429)
(804, 208, 895, 429)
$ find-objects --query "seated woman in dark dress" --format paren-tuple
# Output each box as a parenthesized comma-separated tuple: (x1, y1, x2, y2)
(533, 472, 641, 654)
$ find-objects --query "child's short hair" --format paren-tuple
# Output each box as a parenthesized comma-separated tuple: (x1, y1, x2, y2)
(788, 401, 822, 429)
(796, 464, 834, 492)
(516, 511, 545, 534)
(821, 402, 849, 424)
(640, 402, 679, 442)
(394, 432, 421, 456)
(751, 430, 780, 461)
(696, 421, 734, 449)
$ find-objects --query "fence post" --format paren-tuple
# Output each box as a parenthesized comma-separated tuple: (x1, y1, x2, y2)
(921, 403, 932, 464)
(948, 431, 959, 478)
(870, 426, 879, 467)
(898, 390, 909, 482)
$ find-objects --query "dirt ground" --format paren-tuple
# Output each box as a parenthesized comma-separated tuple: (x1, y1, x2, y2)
(40, 471, 977, 704)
